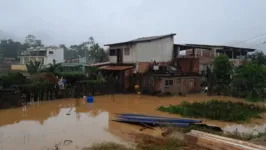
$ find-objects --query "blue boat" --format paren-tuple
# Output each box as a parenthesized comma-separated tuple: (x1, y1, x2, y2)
(116, 113, 202, 124)
(113, 118, 190, 127)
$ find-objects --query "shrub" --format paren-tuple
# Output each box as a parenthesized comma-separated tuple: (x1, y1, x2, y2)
(157, 100, 266, 122)
(0, 72, 27, 88)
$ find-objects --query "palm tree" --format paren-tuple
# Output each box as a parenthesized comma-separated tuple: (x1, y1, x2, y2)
(26, 60, 43, 74)
(46, 59, 61, 73)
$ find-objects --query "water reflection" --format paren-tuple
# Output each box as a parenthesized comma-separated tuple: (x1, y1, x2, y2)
(0, 94, 265, 150)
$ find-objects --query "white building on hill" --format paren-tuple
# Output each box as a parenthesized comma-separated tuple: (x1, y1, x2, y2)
(19, 46, 64, 66)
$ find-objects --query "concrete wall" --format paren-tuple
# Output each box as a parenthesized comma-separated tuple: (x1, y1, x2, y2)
(135, 37, 174, 62)
(108, 45, 137, 63)
(46, 48, 64, 65)
(11, 64, 27, 71)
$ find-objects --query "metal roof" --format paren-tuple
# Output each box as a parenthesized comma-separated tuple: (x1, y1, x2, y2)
(185, 44, 256, 52)
(99, 65, 134, 71)
(104, 33, 176, 46)
(86, 62, 111, 67)
(60, 63, 84, 67)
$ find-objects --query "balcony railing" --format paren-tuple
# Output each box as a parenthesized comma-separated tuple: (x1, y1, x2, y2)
(19, 51, 47, 57)
(229, 59, 246, 66)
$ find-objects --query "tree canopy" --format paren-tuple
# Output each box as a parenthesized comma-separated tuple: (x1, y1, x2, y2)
(0, 35, 108, 64)
(213, 54, 233, 94)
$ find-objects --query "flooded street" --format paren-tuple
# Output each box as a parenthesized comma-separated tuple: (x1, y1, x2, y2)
(0, 94, 265, 150)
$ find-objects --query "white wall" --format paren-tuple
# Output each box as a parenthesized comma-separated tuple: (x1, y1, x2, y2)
(20, 48, 64, 66)
(135, 36, 174, 62)
(123, 45, 137, 63)
(108, 36, 174, 63)
(45, 48, 64, 65)
(108, 45, 137, 63)
(109, 56, 117, 63)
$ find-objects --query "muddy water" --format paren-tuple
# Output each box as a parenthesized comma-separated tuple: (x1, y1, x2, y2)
(0, 94, 265, 150)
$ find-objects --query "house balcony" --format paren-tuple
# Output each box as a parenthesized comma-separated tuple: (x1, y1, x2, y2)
(19, 51, 47, 57)
(229, 59, 246, 66)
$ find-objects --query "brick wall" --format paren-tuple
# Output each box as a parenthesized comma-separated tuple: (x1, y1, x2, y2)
(175, 58, 199, 73)
(142, 76, 201, 94)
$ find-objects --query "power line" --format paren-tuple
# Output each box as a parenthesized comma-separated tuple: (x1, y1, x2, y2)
(248, 41, 266, 49)
(230, 32, 266, 46)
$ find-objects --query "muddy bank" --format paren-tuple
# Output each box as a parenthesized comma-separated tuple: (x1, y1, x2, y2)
(84, 132, 208, 150)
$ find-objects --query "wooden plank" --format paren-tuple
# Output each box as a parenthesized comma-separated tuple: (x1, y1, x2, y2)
(185, 130, 266, 150)
(190, 130, 266, 150)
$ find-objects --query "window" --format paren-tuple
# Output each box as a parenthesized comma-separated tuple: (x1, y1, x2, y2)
(109, 49, 116, 56)
(124, 48, 130, 55)
(49, 51, 54, 54)
(188, 79, 195, 89)
(165, 80, 173, 87)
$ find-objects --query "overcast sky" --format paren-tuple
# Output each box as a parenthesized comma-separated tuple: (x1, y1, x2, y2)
(0, 0, 266, 50)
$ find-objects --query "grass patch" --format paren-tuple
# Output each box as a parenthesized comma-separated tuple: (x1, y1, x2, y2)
(83, 142, 133, 150)
(136, 138, 184, 150)
(157, 100, 266, 122)
(245, 95, 265, 102)
(84, 137, 185, 150)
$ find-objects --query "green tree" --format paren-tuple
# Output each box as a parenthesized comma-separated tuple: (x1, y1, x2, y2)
(213, 54, 233, 94)
(0, 39, 25, 58)
(67, 37, 108, 63)
(232, 62, 266, 101)
(46, 59, 61, 73)
(248, 51, 266, 65)
(24, 35, 43, 47)
(26, 60, 43, 74)
(86, 37, 108, 63)
(86, 66, 98, 80)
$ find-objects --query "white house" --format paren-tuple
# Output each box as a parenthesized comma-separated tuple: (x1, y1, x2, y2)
(19, 46, 64, 66)
(105, 33, 176, 64)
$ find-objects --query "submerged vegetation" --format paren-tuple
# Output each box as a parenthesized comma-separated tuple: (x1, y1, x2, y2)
(157, 100, 266, 122)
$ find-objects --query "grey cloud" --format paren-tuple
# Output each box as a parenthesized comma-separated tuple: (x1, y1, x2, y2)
(0, 0, 266, 50)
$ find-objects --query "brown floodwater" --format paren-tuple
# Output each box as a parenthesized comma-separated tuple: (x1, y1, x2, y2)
(0, 94, 265, 150)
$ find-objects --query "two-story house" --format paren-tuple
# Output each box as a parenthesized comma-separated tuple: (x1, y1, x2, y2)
(94, 34, 201, 94)
(96, 34, 175, 92)
(19, 46, 64, 65)
(106, 33, 175, 64)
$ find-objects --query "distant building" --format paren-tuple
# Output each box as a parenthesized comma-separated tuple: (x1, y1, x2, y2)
(3, 57, 17, 64)
(19, 46, 64, 66)
(61, 57, 96, 73)
(184, 44, 256, 75)
(12, 46, 64, 71)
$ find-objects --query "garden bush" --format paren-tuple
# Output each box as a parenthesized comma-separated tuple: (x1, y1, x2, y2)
(0, 72, 28, 88)
(157, 100, 266, 122)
